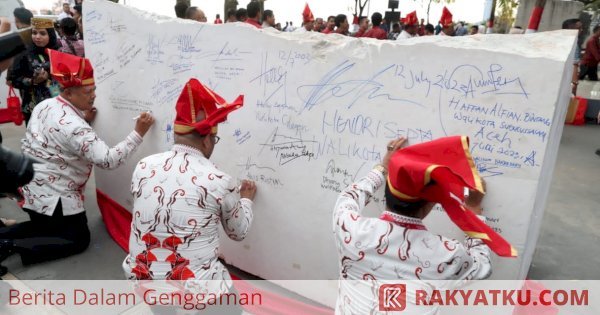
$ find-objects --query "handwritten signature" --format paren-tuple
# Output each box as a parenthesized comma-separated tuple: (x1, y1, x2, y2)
(297, 60, 423, 113)
(259, 127, 317, 165)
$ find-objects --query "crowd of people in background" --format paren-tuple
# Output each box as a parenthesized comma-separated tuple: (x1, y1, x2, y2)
(0, 0, 505, 127)
(175, 1, 486, 40)
(2, 2, 86, 125)
(1, 2, 597, 140)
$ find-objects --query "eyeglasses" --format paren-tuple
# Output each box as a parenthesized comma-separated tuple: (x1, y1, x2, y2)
(212, 135, 220, 144)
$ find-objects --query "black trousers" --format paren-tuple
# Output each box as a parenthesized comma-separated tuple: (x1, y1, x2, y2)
(579, 64, 599, 81)
(0, 200, 90, 265)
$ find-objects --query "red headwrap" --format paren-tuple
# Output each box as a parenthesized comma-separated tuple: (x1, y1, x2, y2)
(303, 3, 314, 24)
(402, 11, 419, 26)
(440, 6, 453, 28)
(387, 136, 517, 257)
(173, 79, 243, 136)
(47, 49, 94, 88)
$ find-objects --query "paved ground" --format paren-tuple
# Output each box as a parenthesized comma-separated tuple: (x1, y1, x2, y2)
(0, 123, 599, 280)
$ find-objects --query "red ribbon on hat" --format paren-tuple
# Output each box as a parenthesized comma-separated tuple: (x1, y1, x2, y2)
(387, 136, 517, 257)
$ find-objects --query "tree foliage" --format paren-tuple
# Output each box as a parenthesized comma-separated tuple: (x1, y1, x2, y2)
(581, 0, 600, 11)
(495, 0, 520, 33)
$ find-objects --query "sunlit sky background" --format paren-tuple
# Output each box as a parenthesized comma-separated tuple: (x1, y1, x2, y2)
(23, 0, 491, 24)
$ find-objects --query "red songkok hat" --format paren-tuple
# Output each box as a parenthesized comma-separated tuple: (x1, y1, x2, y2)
(173, 78, 243, 136)
(47, 49, 94, 88)
(303, 3, 315, 24)
(402, 11, 418, 26)
(387, 136, 517, 257)
(440, 6, 453, 28)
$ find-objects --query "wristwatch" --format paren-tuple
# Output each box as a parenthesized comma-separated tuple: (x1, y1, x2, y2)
(373, 164, 388, 176)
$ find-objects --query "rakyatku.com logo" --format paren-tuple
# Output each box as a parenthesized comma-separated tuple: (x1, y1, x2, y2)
(378, 282, 588, 312)
(379, 284, 407, 311)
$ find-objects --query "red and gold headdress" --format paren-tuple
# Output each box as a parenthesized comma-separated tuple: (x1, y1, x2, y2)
(387, 136, 517, 257)
(303, 3, 315, 24)
(31, 17, 54, 29)
(174, 79, 243, 135)
(47, 49, 94, 88)
(440, 7, 453, 28)
(402, 11, 419, 26)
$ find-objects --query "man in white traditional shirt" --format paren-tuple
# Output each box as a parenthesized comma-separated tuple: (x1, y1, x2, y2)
(0, 49, 154, 274)
(123, 78, 256, 314)
(333, 136, 516, 314)
(57, 3, 73, 21)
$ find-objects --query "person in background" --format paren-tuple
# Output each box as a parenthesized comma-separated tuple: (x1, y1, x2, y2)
(563, 18, 583, 95)
(214, 14, 223, 24)
(418, 18, 425, 36)
(296, 4, 314, 33)
(54, 20, 63, 38)
(334, 14, 349, 35)
(262, 10, 275, 29)
(185, 7, 207, 23)
(363, 12, 386, 40)
(469, 24, 479, 35)
(439, 7, 454, 36)
(13, 7, 33, 29)
(397, 11, 419, 40)
(455, 21, 468, 36)
(7, 18, 61, 124)
(174, 2, 189, 19)
(388, 22, 400, 40)
(226, 9, 236, 23)
(314, 17, 324, 32)
(424, 23, 435, 36)
(435, 21, 442, 35)
(322, 15, 335, 34)
(286, 21, 295, 32)
(58, 17, 84, 57)
(0, 50, 155, 276)
(235, 8, 248, 22)
(0, 17, 14, 77)
(245, 2, 261, 28)
(380, 18, 389, 34)
(57, 3, 72, 21)
(579, 25, 600, 81)
(72, 5, 83, 38)
(354, 16, 369, 38)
